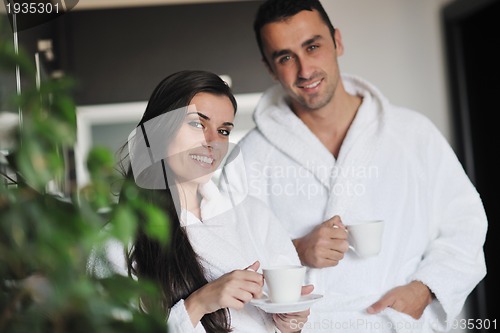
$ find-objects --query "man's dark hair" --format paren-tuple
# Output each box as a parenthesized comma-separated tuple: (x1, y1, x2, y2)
(253, 0, 336, 65)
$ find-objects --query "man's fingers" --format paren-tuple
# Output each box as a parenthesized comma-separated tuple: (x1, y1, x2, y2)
(367, 295, 394, 314)
(330, 239, 349, 252)
(325, 215, 344, 227)
(324, 216, 348, 236)
(323, 245, 346, 261)
(332, 215, 345, 227)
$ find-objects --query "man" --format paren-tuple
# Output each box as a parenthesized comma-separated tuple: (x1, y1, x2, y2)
(221, 0, 487, 332)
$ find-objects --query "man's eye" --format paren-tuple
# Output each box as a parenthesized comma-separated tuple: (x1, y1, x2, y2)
(188, 121, 204, 129)
(307, 45, 319, 52)
(218, 129, 231, 136)
(278, 55, 292, 64)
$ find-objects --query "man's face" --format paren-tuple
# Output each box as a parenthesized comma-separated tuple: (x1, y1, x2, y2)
(260, 10, 342, 112)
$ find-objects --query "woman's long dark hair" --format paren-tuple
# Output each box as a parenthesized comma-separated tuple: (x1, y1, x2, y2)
(120, 70, 237, 332)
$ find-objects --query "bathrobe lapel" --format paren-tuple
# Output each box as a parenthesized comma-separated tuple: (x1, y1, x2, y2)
(254, 86, 334, 190)
(323, 79, 387, 221)
(254, 78, 388, 222)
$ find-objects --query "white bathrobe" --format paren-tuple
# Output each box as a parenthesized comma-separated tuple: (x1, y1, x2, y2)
(220, 75, 487, 332)
(168, 181, 302, 333)
(89, 180, 302, 333)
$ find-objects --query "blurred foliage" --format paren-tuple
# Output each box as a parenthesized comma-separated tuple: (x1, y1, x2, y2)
(0, 16, 170, 333)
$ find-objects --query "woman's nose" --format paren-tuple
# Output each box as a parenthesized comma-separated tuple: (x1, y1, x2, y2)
(202, 129, 219, 148)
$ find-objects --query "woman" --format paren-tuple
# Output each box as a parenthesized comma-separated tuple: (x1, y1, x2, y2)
(120, 70, 312, 333)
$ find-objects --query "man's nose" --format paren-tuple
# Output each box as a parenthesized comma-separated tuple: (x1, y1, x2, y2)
(297, 56, 315, 80)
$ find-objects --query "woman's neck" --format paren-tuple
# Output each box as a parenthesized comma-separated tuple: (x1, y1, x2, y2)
(177, 182, 202, 220)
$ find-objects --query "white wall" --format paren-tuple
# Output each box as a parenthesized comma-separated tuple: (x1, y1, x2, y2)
(322, 0, 454, 142)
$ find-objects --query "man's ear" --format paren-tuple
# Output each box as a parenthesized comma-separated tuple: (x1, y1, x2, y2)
(334, 28, 344, 57)
(263, 58, 278, 81)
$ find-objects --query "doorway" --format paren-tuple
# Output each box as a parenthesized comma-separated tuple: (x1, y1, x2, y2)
(443, 0, 500, 330)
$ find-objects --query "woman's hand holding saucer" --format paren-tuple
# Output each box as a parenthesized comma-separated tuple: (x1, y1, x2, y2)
(273, 285, 314, 333)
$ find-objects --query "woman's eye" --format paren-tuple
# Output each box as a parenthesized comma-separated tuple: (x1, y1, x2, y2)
(188, 121, 204, 129)
(218, 129, 231, 136)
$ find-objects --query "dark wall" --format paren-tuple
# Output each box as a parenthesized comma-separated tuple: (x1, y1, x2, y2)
(55, 0, 273, 105)
(459, 1, 500, 325)
(0, 16, 16, 112)
(442, 0, 500, 330)
(4, 12, 58, 108)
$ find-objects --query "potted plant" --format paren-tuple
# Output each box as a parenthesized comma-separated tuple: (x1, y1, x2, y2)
(0, 16, 169, 333)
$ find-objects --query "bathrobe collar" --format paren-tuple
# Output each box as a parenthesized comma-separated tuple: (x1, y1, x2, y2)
(179, 180, 233, 227)
(253, 74, 388, 190)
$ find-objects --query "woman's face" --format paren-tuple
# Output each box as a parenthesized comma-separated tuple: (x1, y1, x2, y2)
(166, 92, 235, 184)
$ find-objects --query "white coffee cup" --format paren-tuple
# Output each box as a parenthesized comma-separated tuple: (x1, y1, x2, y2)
(346, 220, 384, 258)
(262, 265, 306, 303)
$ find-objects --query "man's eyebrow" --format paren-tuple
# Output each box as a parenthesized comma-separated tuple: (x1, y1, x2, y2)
(223, 122, 234, 127)
(271, 35, 324, 60)
(187, 111, 209, 120)
(271, 49, 292, 61)
(302, 35, 323, 48)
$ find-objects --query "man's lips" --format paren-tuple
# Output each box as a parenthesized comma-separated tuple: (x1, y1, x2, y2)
(297, 78, 322, 91)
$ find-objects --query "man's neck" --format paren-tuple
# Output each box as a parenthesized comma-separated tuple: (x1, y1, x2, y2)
(292, 91, 362, 158)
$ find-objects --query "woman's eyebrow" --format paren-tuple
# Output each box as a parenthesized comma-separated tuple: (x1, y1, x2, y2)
(187, 112, 234, 127)
(187, 111, 210, 120)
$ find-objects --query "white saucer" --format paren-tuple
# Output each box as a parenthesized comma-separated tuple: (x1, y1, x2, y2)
(250, 294, 323, 314)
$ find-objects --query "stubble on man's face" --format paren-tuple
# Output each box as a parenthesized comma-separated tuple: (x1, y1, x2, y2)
(261, 10, 341, 113)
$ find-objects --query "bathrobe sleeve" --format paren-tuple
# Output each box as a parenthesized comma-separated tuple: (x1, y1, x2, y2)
(168, 300, 207, 333)
(87, 238, 129, 278)
(409, 120, 487, 331)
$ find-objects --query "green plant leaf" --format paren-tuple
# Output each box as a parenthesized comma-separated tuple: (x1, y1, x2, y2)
(142, 205, 170, 245)
(109, 205, 137, 244)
